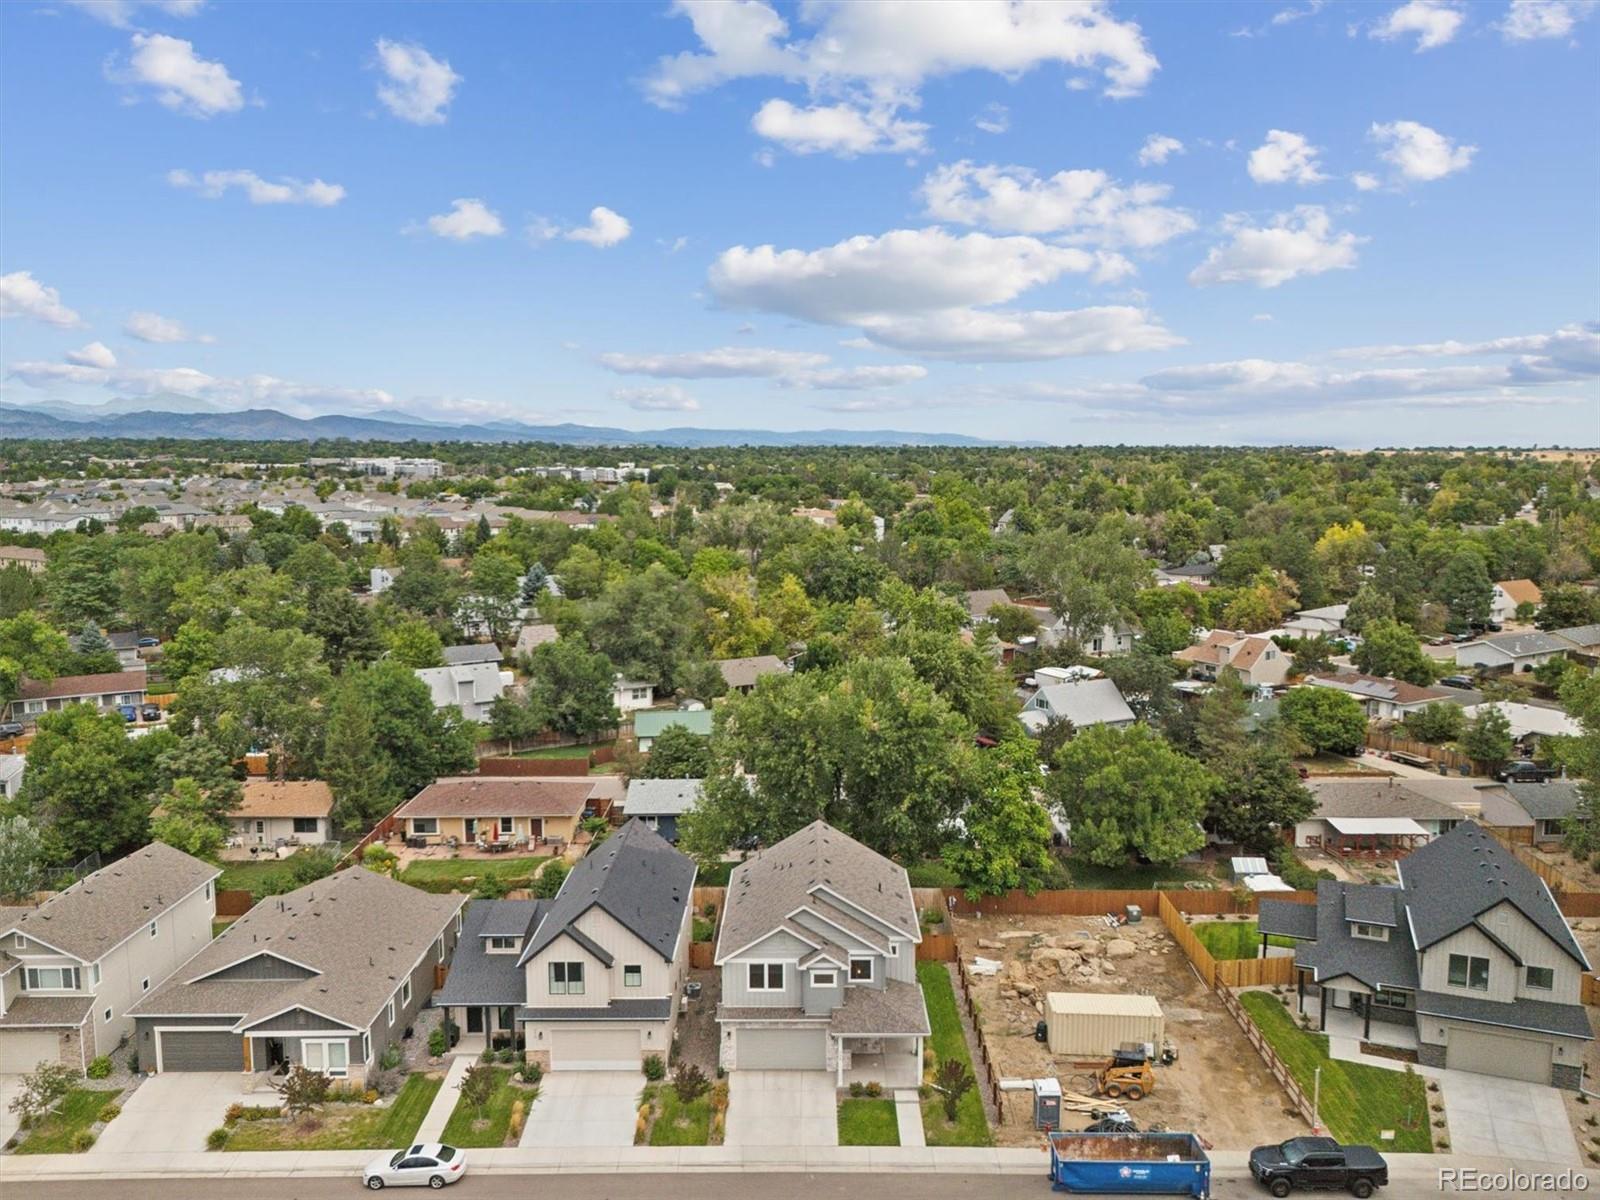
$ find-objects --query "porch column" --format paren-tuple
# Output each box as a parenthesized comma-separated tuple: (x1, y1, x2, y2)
(1362, 996, 1371, 1043)
(915, 1036, 923, 1081)
(1296, 969, 1305, 1015)
(1259, 932, 1267, 960)
(1319, 985, 1328, 1032)
(836, 1036, 845, 1088)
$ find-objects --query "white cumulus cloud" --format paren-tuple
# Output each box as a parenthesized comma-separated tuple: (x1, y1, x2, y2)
(752, 98, 927, 155)
(0, 271, 84, 328)
(65, 342, 118, 368)
(563, 206, 632, 248)
(1188, 206, 1361, 288)
(167, 168, 346, 206)
(115, 32, 243, 117)
(1498, 0, 1596, 40)
(613, 385, 700, 412)
(124, 311, 215, 343)
(423, 199, 505, 241)
(1138, 134, 1184, 166)
(1247, 130, 1327, 184)
(1351, 171, 1382, 191)
(374, 38, 460, 125)
(920, 160, 1195, 249)
(66, 1, 206, 29)
(1370, 0, 1466, 50)
(1369, 120, 1476, 182)
(974, 103, 1010, 134)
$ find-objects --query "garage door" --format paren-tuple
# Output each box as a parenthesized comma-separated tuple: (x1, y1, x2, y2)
(1447, 1027, 1551, 1083)
(0, 1030, 60, 1074)
(550, 1028, 640, 1071)
(158, 1029, 243, 1072)
(737, 1028, 827, 1070)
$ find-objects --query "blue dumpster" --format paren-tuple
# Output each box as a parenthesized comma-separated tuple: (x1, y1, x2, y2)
(1048, 1132, 1211, 1197)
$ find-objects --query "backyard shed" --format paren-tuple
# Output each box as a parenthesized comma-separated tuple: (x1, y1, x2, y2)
(1045, 992, 1165, 1058)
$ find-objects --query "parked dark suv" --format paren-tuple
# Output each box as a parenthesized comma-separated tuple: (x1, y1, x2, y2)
(1495, 760, 1560, 783)
(0, 721, 23, 739)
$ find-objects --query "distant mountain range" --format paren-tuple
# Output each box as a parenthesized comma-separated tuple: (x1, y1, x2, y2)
(0, 397, 1028, 447)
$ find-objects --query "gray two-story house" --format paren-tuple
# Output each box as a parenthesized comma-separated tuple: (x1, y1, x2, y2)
(715, 821, 929, 1087)
(432, 819, 695, 1071)
(0, 843, 219, 1074)
(1260, 821, 1592, 1088)
(131, 868, 463, 1082)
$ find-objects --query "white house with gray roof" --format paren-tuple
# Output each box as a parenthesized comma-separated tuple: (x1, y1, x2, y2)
(0, 843, 218, 1074)
(1455, 630, 1575, 673)
(1260, 821, 1592, 1088)
(714, 821, 929, 1087)
(621, 779, 703, 843)
(431, 820, 695, 1071)
(1018, 677, 1136, 735)
(130, 868, 462, 1081)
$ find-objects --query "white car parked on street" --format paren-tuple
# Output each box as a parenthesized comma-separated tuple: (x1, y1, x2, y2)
(362, 1142, 466, 1189)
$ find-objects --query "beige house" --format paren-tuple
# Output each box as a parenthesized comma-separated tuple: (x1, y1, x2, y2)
(1174, 630, 1289, 688)
(394, 776, 596, 848)
(228, 780, 335, 847)
(0, 844, 218, 1074)
(0, 546, 47, 574)
(1491, 578, 1543, 624)
(433, 821, 695, 1069)
(5, 670, 148, 727)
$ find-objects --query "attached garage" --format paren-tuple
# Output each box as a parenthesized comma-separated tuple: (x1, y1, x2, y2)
(0, 1030, 61, 1075)
(156, 1028, 244, 1072)
(736, 1028, 827, 1070)
(549, 1027, 641, 1071)
(1446, 1027, 1552, 1084)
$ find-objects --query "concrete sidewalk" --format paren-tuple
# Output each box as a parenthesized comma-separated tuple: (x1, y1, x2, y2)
(892, 1090, 924, 1148)
(414, 1055, 473, 1145)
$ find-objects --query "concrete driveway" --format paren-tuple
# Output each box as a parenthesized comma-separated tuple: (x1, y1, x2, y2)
(724, 1071, 837, 1147)
(1438, 1070, 1580, 1165)
(92, 1072, 267, 1155)
(0, 1075, 21, 1148)
(520, 1071, 640, 1148)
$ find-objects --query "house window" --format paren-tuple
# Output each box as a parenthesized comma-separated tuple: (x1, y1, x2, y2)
(11, 933, 21, 949)
(1351, 923, 1390, 941)
(292, 818, 319, 834)
(90, 963, 101, 987)
(436, 934, 445, 959)
(255, 821, 265, 834)
(849, 957, 874, 983)
(1447, 954, 1491, 992)
(205, 882, 212, 900)
(412, 818, 439, 835)
(499, 817, 514, 836)
(25, 966, 79, 990)
(887, 943, 898, 957)
(624, 964, 642, 988)
(810, 971, 836, 988)
(149, 920, 158, 938)
(387, 996, 397, 1026)
(1526, 966, 1556, 991)
(361, 1033, 372, 1063)
(103, 1007, 112, 1022)
(141, 978, 149, 992)
(746, 963, 784, 991)
(401, 978, 412, 1006)
(303, 1040, 349, 1078)
(550, 962, 585, 995)
(487, 936, 517, 952)
(1371, 988, 1410, 1010)
(455, 911, 463, 935)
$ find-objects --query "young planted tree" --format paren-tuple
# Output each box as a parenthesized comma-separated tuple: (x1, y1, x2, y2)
(934, 1058, 975, 1123)
(459, 1063, 495, 1118)
(275, 1064, 332, 1121)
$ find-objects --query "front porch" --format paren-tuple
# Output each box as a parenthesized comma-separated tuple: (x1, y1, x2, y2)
(1293, 973, 1418, 1053)
(833, 1034, 922, 1090)
(444, 1003, 523, 1057)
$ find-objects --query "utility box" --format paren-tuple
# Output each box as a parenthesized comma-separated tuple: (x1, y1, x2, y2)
(1124, 904, 1143, 924)
(1034, 1077, 1062, 1130)
(1046, 992, 1165, 1058)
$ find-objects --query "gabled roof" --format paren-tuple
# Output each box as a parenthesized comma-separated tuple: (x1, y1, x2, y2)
(1501, 779, 1582, 822)
(441, 643, 503, 666)
(1553, 624, 1600, 651)
(717, 821, 918, 964)
(623, 778, 704, 816)
(1494, 579, 1543, 607)
(1460, 631, 1573, 658)
(4, 843, 217, 962)
(15, 670, 148, 703)
(715, 655, 788, 690)
(1030, 678, 1135, 728)
(516, 819, 695, 967)
(964, 588, 1012, 621)
(1307, 778, 1468, 824)
(396, 777, 596, 819)
(231, 779, 334, 819)
(131, 867, 463, 1030)
(1303, 671, 1455, 707)
(1292, 880, 1419, 991)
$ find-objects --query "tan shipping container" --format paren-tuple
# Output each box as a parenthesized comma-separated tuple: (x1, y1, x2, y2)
(1045, 992, 1165, 1057)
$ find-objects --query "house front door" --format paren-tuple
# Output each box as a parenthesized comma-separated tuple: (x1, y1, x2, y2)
(463, 818, 477, 842)
(466, 1007, 485, 1034)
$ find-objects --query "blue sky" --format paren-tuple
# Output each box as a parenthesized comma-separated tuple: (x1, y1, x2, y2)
(1, 0, 1595, 444)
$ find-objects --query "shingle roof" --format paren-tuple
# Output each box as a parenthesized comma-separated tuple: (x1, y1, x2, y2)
(1553, 624, 1600, 650)
(716, 655, 788, 690)
(1294, 880, 1419, 991)
(442, 643, 503, 666)
(1465, 631, 1574, 658)
(828, 979, 930, 1036)
(634, 708, 714, 739)
(516, 819, 695, 967)
(396, 777, 596, 819)
(1501, 780, 1582, 821)
(1303, 671, 1455, 707)
(623, 779, 704, 816)
(1256, 899, 1317, 941)
(10, 843, 217, 962)
(1494, 579, 1543, 607)
(964, 589, 1012, 620)
(1031, 678, 1135, 728)
(513, 624, 559, 655)
(1307, 779, 1470, 824)
(0, 994, 95, 1028)
(231, 780, 334, 819)
(1398, 821, 1586, 968)
(432, 900, 541, 1008)
(517, 998, 673, 1022)
(15, 670, 148, 703)
(1417, 989, 1592, 1040)
(718, 821, 919, 963)
(130, 868, 463, 1031)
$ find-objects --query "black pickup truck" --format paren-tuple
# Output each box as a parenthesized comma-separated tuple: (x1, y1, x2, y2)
(1249, 1137, 1388, 1197)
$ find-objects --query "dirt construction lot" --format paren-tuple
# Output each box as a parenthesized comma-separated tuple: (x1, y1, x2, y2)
(952, 911, 1308, 1150)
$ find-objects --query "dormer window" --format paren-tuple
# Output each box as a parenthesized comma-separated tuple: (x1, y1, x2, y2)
(486, 936, 519, 953)
(1350, 923, 1389, 941)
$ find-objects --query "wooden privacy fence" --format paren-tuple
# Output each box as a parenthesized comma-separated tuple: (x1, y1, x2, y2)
(945, 887, 1317, 919)
(1217, 954, 1298, 989)
(689, 942, 715, 969)
(477, 756, 590, 777)
(954, 957, 1006, 1118)
(215, 889, 254, 917)
(334, 799, 407, 872)
(916, 933, 958, 962)
(1364, 729, 1476, 775)
(1219, 986, 1317, 1127)
(691, 886, 725, 913)
(1157, 892, 1218, 989)
(1583, 975, 1600, 1007)
(1484, 829, 1588, 895)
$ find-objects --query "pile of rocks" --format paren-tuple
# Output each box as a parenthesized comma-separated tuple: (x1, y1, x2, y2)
(981, 924, 1172, 1018)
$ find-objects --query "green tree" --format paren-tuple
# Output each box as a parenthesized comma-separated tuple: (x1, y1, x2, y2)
(1557, 671, 1600, 857)
(150, 778, 226, 860)
(1352, 619, 1436, 686)
(584, 564, 699, 692)
(66, 622, 120, 675)
(1537, 584, 1600, 631)
(1458, 705, 1513, 772)
(1289, 636, 1336, 676)
(988, 603, 1042, 645)
(1402, 703, 1465, 744)
(525, 638, 617, 738)
(320, 680, 389, 833)
(0, 563, 43, 620)
(533, 858, 570, 898)
(640, 722, 712, 779)
(941, 739, 1055, 897)
(1024, 525, 1150, 647)
(306, 588, 382, 670)
(1343, 583, 1395, 635)
(159, 620, 219, 685)
(0, 610, 71, 704)
(46, 541, 121, 627)
(1435, 549, 1493, 631)
(386, 619, 444, 669)
(0, 815, 47, 902)
(1280, 687, 1368, 755)
(11, 704, 163, 859)
(462, 550, 523, 645)
(1045, 723, 1215, 867)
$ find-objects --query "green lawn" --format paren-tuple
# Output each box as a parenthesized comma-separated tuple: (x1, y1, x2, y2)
(513, 743, 606, 760)
(440, 1068, 533, 1149)
(695, 861, 735, 887)
(1239, 992, 1432, 1153)
(837, 1098, 899, 1146)
(1192, 919, 1299, 961)
(647, 1086, 713, 1146)
(399, 856, 548, 884)
(14, 1088, 120, 1154)
(916, 961, 992, 1147)
(218, 858, 298, 893)
(222, 1073, 442, 1150)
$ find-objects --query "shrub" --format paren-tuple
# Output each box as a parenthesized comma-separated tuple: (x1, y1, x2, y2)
(934, 1058, 975, 1123)
(533, 859, 570, 899)
(206, 1127, 230, 1151)
(127, 1051, 139, 1075)
(509, 1098, 527, 1141)
(275, 1064, 331, 1119)
(520, 1061, 543, 1085)
(70, 1128, 96, 1152)
(642, 1054, 666, 1081)
(459, 1064, 495, 1117)
(848, 1081, 864, 1098)
(428, 1028, 449, 1057)
(7, 1061, 76, 1127)
(380, 1044, 403, 1072)
(225, 1102, 245, 1125)
(86, 1055, 113, 1080)
(364, 1089, 379, 1104)
(864, 1081, 882, 1098)
(692, 917, 716, 943)
(672, 1062, 710, 1104)
(361, 843, 399, 876)
(98, 1102, 121, 1123)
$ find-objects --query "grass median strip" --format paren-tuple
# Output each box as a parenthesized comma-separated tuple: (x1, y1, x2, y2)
(917, 960, 992, 1147)
(1239, 991, 1432, 1153)
(837, 1098, 899, 1146)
